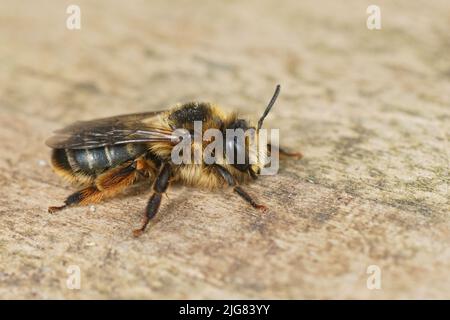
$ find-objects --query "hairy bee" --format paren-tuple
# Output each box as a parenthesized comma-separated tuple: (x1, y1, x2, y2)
(46, 85, 301, 236)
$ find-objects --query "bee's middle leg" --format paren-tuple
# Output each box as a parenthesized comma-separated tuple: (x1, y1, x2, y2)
(215, 165, 267, 212)
(133, 162, 171, 237)
(48, 160, 140, 213)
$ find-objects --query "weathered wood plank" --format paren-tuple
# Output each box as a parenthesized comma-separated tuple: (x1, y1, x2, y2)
(0, 0, 449, 299)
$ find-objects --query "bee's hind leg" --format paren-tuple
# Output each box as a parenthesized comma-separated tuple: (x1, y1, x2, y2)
(133, 162, 171, 237)
(48, 160, 139, 213)
(48, 186, 102, 213)
(214, 165, 267, 212)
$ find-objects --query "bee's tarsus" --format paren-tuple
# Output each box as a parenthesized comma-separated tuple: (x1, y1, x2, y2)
(234, 186, 265, 210)
(255, 204, 268, 212)
(215, 165, 266, 211)
(48, 205, 67, 213)
(279, 150, 303, 160)
(267, 143, 303, 160)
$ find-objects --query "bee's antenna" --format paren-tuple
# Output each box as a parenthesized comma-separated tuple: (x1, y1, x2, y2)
(257, 84, 281, 130)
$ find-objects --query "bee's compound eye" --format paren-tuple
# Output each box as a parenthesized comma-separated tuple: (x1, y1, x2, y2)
(225, 119, 250, 171)
(226, 136, 249, 171)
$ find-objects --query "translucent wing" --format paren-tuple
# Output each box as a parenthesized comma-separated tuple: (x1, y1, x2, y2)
(46, 111, 179, 149)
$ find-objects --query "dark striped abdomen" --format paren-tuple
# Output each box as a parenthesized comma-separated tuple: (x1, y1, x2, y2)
(52, 143, 147, 177)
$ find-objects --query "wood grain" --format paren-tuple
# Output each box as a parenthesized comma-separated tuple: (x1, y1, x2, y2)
(0, 0, 449, 299)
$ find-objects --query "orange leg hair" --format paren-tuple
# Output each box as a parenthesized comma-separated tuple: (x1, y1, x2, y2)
(48, 159, 148, 213)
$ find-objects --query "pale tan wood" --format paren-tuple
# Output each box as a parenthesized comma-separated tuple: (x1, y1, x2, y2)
(0, 0, 448, 299)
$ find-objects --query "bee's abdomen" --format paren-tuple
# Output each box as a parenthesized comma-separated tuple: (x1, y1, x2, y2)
(51, 144, 147, 178)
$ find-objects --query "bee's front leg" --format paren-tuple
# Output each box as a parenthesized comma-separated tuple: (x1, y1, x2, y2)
(233, 186, 267, 211)
(48, 186, 101, 213)
(214, 165, 267, 212)
(267, 143, 303, 159)
(133, 162, 171, 237)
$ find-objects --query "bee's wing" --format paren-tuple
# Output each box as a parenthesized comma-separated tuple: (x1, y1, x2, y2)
(46, 111, 179, 149)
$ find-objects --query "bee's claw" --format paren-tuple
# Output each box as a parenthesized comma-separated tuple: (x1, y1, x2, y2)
(132, 229, 144, 237)
(133, 215, 150, 238)
(255, 204, 268, 212)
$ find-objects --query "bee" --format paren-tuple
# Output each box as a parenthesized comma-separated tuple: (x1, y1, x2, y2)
(46, 85, 302, 236)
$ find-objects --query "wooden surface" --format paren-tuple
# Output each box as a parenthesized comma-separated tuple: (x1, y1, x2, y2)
(0, 0, 449, 299)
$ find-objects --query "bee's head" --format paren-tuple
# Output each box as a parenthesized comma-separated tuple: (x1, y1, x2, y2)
(226, 119, 252, 172)
(225, 85, 281, 175)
